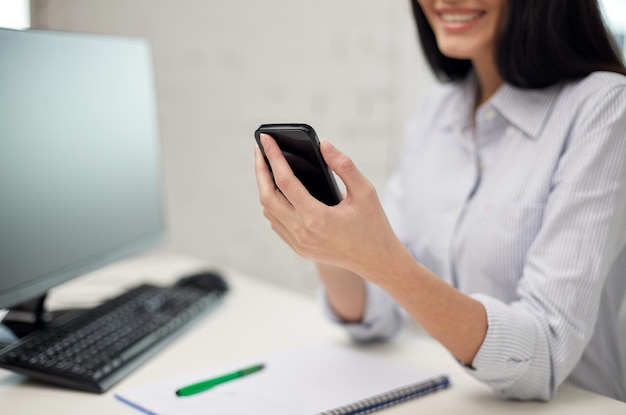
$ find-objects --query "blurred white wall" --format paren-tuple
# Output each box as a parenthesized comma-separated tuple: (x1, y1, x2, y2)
(31, 0, 436, 295)
(0, 0, 29, 29)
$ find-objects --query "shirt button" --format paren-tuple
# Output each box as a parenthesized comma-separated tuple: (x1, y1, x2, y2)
(484, 107, 496, 120)
(506, 126, 517, 136)
(479, 161, 486, 171)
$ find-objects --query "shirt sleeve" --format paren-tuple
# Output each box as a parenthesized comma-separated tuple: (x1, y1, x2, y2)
(466, 82, 626, 400)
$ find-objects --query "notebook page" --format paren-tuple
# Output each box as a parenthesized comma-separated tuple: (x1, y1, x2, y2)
(115, 342, 448, 415)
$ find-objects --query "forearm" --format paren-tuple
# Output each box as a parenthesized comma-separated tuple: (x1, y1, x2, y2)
(315, 262, 366, 322)
(357, 240, 488, 365)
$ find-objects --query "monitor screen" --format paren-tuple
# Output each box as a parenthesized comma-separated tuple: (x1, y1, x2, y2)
(0, 28, 164, 310)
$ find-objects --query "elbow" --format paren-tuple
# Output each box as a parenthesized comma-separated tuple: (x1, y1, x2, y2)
(347, 311, 407, 344)
(479, 358, 556, 402)
(491, 380, 555, 402)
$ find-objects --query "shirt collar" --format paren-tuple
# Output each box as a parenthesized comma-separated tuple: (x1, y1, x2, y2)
(487, 82, 563, 139)
(440, 73, 563, 139)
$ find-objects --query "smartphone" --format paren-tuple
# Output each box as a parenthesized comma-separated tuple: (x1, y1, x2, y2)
(255, 123, 342, 206)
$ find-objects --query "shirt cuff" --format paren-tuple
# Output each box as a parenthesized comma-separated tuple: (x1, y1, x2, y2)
(319, 282, 405, 342)
(465, 294, 552, 400)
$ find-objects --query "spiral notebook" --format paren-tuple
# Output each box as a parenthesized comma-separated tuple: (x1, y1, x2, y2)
(114, 342, 450, 415)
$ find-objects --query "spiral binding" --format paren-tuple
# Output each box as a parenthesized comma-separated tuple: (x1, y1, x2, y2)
(316, 375, 450, 415)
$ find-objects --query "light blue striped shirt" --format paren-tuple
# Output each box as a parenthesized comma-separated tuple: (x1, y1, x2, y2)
(323, 71, 626, 401)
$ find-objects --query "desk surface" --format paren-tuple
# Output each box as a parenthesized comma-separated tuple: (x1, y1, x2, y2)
(1, 253, 625, 414)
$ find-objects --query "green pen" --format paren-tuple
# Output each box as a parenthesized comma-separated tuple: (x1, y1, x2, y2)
(175, 363, 265, 397)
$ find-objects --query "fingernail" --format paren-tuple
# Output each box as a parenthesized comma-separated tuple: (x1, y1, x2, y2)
(321, 140, 336, 154)
(260, 133, 271, 145)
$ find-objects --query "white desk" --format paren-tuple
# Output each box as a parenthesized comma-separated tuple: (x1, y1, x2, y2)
(1, 253, 625, 414)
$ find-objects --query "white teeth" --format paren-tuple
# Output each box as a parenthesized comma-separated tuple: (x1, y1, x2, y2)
(441, 13, 482, 23)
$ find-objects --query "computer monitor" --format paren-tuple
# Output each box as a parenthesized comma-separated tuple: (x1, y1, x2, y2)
(0, 28, 164, 327)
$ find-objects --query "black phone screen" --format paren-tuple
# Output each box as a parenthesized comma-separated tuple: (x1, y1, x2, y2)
(255, 124, 342, 206)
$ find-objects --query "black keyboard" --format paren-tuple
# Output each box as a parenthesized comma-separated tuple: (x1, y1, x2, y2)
(0, 274, 228, 393)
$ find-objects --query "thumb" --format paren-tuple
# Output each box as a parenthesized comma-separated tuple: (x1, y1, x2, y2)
(320, 140, 370, 197)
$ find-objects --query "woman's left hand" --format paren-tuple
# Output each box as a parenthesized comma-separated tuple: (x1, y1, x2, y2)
(254, 133, 403, 280)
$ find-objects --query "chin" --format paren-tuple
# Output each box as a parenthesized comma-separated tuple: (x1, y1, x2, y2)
(437, 45, 473, 60)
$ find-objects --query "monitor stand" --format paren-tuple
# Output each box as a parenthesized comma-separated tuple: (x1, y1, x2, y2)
(0, 293, 83, 341)
(1, 294, 51, 338)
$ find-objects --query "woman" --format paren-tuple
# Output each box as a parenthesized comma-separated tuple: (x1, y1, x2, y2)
(254, 0, 626, 401)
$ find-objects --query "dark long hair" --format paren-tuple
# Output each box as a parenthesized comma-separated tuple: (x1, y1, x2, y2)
(410, 0, 626, 88)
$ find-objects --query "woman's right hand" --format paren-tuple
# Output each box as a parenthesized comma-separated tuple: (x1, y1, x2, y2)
(254, 134, 406, 284)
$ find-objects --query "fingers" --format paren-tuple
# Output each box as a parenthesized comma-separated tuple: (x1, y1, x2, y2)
(256, 175, 313, 259)
(259, 134, 320, 210)
(254, 144, 293, 212)
(254, 144, 274, 195)
(320, 140, 373, 199)
(255, 141, 308, 246)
